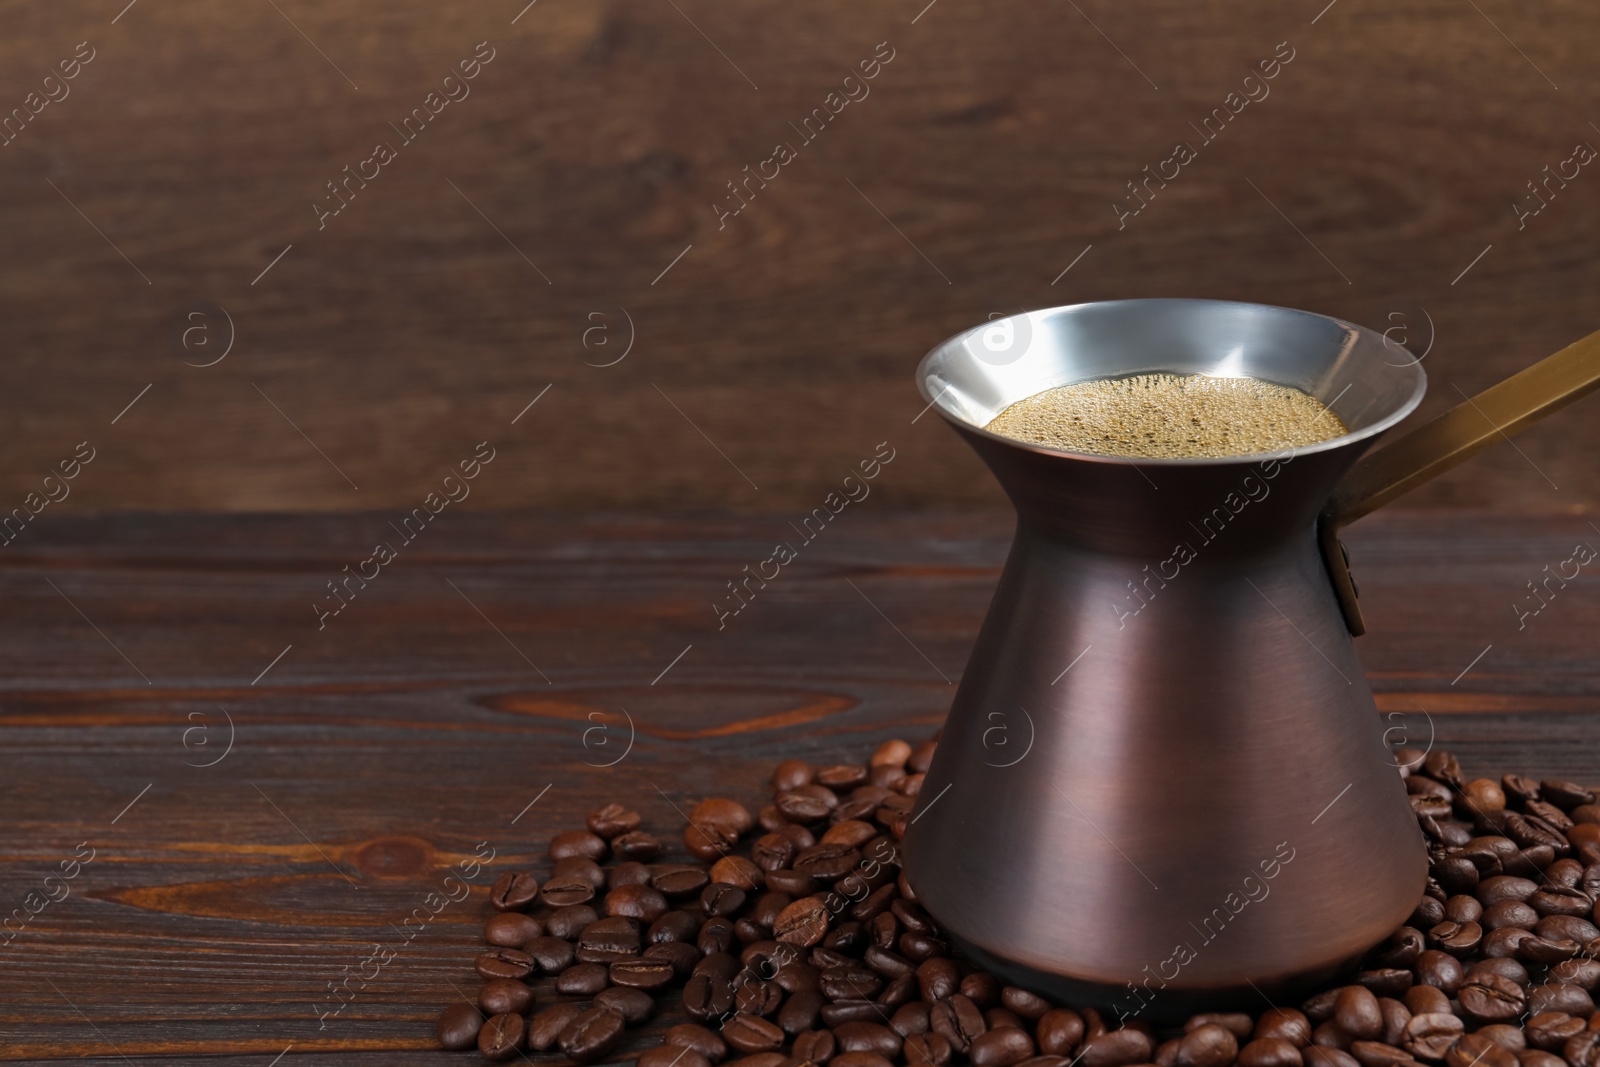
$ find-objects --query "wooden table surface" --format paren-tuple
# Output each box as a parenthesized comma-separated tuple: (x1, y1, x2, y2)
(1, 509, 1597, 1063)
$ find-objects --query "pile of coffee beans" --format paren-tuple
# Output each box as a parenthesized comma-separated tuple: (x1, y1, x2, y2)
(436, 739, 1600, 1067)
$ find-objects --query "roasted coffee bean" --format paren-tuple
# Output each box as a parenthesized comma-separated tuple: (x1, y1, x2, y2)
(1411, 897, 1448, 928)
(1482, 898, 1539, 929)
(736, 975, 784, 1016)
(794, 843, 860, 881)
(547, 904, 599, 940)
(775, 960, 822, 994)
(654, 864, 711, 898)
(611, 956, 674, 990)
(893, 1002, 932, 1037)
(1520, 1053, 1567, 1067)
(1258, 1008, 1314, 1046)
(970, 1027, 1036, 1067)
(550, 829, 609, 861)
(1429, 920, 1484, 956)
(778, 988, 824, 1034)
(1475, 1026, 1525, 1053)
(1380, 1000, 1410, 1049)
(834, 1021, 903, 1059)
(907, 1033, 955, 1067)
(556, 961, 610, 995)
(612, 830, 663, 862)
(1478, 875, 1539, 904)
(777, 788, 838, 823)
(1304, 989, 1342, 1024)
(752, 834, 798, 871)
(1348, 1040, 1411, 1067)
(611, 857, 656, 895)
(1403, 987, 1450, 1016)
(1436, 856, 1482, 897)
(559, 1006, 626, 1063)
(1528, 801, 1576, 832)
(484, 911, 542, 947)
(1458, 973, 1527, 1022)
(767, 869, 819, 897)
(1551, 958, 1600, 989)
(878, 972, 917, 1009)
(711, 856, 765, 891)
(992, 985, 1050, 1021)
(436, 1002, 484, 1050)
(822, 1001, 888, 1027)
(686, 822, 738, 861)
(855, 943, 909, 983)
(1177, 1024, 1239, 1067)
(775, 897, 831, 946)
(833, 1054, 894, 1067)
(820, 963, 884, 1001)
(685, 972, 735, 1021)
(1538, 914, 1600, 943)
(1466, 957, 1530, 986)
(644, 939, 702, 977)
(1304, 1048, 1362, 1067)
(1482, 926, 1536, 958)
(985, 1009, 1026, 1034)
(795, 1028, 838, 1064)
(606, 882, 669, 922)
(1313, 1022, 1354, 1050)
(1414, 950, 1464, 994)
(613, 861, 655, 890)
(587, 802, 641, 839)
(1401, 1012, 1463, 1060)
(489, 871, 540, 911)
(850, 884, 899, 925)
(1520, 935, 1583, 965)
(1525, 1012, 1585, 1052)
(1036, 1008, 1085, 1056)
(540, 876, 595, 908)
(596, 985, 655, 1025)
(693, 797, 756, 838)
(1239, 1037, 1303, 1067)
(1568, 1032, 1600, 1067)
(899, 931, 948, 962)
(1529, 886, 1592, 917)
(475, 948, 534, 980)
(1443, 894, 1484, 923)
(649, 909, 701, 944)
(1542, 781, 1597, 810)
(667, 1022, 729, 1064)
(1078, 1029, 1155, 1067)
(724, 1012, 786, 1054)
(528, 1002, 588, 1052)
(576, 916, 641, 962)
(930, 994, 988, 1053)
(916, 958, 959, 1003)
(700, 882, 747, 920)
(479, 1012, 526, 1061)
(639, 1046, 712, 1067)
(774, 758, 815, 791)
(1528, 981, 1595, 1016)
(731, 1054, 794, 1067)
(1335, 986, 1384, 1039)
(1357, 969, 1413, 997)
(1446, 1034, 1515, 1067)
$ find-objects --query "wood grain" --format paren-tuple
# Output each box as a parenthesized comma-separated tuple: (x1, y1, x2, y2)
(0, 509, 1595, 1060)
(0, 2, 1595, 512)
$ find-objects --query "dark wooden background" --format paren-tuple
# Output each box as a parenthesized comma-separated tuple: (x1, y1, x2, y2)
(0, 0, 1596, 514)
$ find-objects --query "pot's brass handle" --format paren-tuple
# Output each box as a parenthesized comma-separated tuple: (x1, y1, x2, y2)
(1321, 326, 1600, 636)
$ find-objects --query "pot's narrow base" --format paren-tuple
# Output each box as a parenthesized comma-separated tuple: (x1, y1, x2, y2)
(947, 932, 1361, 1026)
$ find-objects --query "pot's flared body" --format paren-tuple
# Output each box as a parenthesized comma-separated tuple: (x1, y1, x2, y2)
(902, 300, 1431, 1020)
